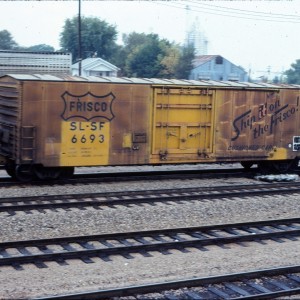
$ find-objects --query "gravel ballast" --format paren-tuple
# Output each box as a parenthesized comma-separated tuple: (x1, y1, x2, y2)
(0, 166, 299, 298)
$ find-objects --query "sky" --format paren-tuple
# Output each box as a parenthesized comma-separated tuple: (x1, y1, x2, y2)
(1, 0, 300, 79)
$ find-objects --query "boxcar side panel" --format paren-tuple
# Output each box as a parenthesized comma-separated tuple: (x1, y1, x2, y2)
(214, 88, 300, 161)
(22, 81, 65, 166)
(108, 83, 151, 165)
(150, 86, 215, 163)
(21, 81, 152, 167)
(59, 81, 114, 167)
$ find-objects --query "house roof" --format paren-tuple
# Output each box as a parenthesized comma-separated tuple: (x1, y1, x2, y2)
(192, 55, 246, 72)
(192, 55, 222, 67)
(72, 57, 119, 72)
(192, 55, 219, 66)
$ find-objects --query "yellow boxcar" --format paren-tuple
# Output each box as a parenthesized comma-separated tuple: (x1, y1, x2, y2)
(0, 74, 300, 181)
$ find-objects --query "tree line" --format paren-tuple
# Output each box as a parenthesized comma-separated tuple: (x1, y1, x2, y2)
(0, 16, 194, 79)
(2, 15, 300, 83)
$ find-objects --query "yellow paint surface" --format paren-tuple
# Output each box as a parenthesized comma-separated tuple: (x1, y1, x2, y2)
(122, 133, 132, 148)
(152, 88, 214, 156)
(267, 147, 288, 160)
(60, 121, 110, 166)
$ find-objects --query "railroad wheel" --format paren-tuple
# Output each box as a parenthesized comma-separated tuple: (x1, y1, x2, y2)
(15, 165, 34, 182)
(240, 161, 254, 170)
(59, 167, 75, 179)
(33, 165, 61, 180)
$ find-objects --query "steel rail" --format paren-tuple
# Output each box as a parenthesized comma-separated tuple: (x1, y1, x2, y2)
(1, 181, 300, 214)
(34, 265, 300, 299)
(0, 218, 299, 269)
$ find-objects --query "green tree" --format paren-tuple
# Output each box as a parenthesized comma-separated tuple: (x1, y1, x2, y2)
(174, 44, 195, 79)
(60, 16, 118, 62)
(159, 43, 181, 78)
(119, 32, 195, 79)
(285, 59, 300, 84)
(122, 33, 172, 78)
(127, 39, 165, 77)
(113, 32, 151, 76)
(0, 30, 18, 50)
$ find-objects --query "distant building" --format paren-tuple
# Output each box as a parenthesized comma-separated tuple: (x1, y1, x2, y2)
(189, 55, 248, 82)
(72, 58, 119, 77)
(0, 50, 71, 76)
(185, 17, 208, 56)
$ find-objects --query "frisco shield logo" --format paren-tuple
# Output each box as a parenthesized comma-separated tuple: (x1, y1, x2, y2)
(61, 91, 116, 121)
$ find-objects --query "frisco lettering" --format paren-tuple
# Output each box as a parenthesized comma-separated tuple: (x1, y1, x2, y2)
(231, 98, 298, 141)
(69, 99, 108, 112)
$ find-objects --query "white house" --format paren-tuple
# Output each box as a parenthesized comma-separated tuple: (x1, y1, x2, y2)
(72, 57, 119, 77)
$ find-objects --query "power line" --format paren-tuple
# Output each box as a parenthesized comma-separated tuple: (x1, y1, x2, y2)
(186, 0, 300, 20)
(151, 1, 300, 23)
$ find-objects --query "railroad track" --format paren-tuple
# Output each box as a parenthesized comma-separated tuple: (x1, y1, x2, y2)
(35, 265, 300, 300)
(1, 218, 299, 270)
(2, 181, 300, 215)
(0, 167, 254, 187)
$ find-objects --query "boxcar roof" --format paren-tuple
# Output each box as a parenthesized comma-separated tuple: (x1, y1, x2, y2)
(1, 74, 300, 89)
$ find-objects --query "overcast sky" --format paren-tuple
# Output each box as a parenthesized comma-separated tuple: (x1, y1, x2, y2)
(1, 0, 300, 79)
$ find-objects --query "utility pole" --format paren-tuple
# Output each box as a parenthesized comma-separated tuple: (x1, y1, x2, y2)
(78, 0, 82, 76)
